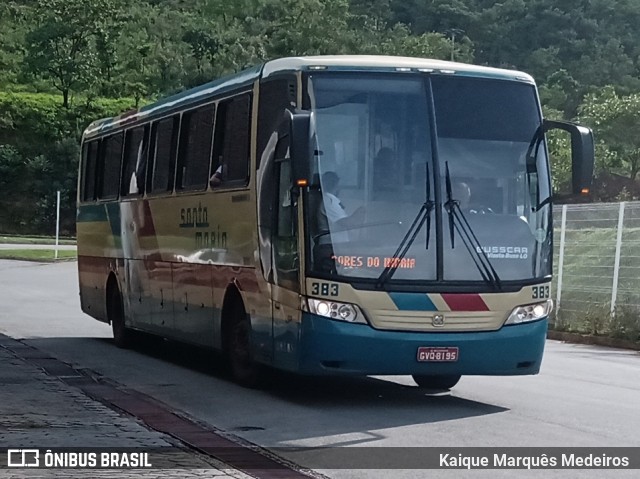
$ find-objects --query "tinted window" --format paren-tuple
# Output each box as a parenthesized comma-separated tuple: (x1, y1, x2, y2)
(150, 116, 179, 193)
(121, 126, 149, 197)
(177, 104, 215, 191)
(431, 76, 540, 141)
(212, 94, 251, 186)
(82, 141, 99, 202)
(99, 133, 123, 199)
(258, 79, 295, 168)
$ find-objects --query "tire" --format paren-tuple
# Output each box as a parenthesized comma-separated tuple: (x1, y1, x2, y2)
(412, 374, 461, 390)
(226, 302, 263, 388)
(109, 285, 131, 349)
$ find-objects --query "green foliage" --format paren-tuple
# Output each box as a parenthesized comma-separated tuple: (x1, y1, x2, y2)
(0, 91, 137, 233)
(23, 0, 127, 107)
(610, 303, 640, 341)
(1, 0, 640, 233)
(580, 87, 640, 181)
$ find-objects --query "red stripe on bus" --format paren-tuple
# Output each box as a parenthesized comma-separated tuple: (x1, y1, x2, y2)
(441, 293, 490, 312)
(79, 256, 261, 293)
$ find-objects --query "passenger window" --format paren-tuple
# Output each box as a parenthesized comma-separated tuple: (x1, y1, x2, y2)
(99, 133, 123, 199)
(257, 78, 296, 168)
(121, 126, 149, 197)
(177, 104, 215, 191)
(149, 116, 179, 194)
(212, 94, 251, 186)
(82, 141, 99, 202)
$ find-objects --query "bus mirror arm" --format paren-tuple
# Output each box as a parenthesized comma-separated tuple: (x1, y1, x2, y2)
(543, 119, 595, 195)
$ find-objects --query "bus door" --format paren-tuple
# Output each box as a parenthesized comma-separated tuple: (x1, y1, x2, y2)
(270, 141, 302, 370)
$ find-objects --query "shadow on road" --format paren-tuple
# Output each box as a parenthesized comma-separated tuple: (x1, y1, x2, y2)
(26, 334, 509, 445)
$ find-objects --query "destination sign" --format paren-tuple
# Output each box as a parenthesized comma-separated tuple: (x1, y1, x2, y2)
(332, 255, 417, 269)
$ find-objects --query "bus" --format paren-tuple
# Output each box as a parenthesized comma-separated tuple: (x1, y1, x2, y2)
(77, 55, 594, 389)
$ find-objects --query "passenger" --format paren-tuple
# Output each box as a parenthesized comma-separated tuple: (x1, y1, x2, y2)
(209, 164, 223, 188)
(452, 181, 472, 210)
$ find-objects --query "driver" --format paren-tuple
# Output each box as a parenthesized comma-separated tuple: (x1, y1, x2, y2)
(317, 171, 364, 244)
(452, 180, 494, 214)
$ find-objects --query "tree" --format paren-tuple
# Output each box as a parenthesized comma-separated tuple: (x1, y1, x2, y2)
(580, 87, 640, 181)
(23, 0, 124, 107)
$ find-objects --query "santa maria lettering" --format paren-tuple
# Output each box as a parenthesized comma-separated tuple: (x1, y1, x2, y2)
(179, 203, 209, 228)
(177, 206, 227, 249)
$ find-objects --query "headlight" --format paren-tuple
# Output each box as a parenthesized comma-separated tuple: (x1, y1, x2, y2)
(306, 298, 366, 324)
(505, 300, 553, 325)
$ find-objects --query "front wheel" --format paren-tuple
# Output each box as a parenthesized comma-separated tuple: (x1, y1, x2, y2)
(227, 305, 263, 388)
(412, 374, 461, 390)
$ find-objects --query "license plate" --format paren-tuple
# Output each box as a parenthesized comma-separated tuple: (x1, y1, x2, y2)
(417, 347, 459, 362)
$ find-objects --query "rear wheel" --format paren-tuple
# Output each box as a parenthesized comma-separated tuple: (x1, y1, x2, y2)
(109, 285, 131, 349)
(412, 374, 461, 390)
(226, 301, 262, 388)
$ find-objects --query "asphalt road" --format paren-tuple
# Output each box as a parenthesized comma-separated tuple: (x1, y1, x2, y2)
(1, 259, 639, 478)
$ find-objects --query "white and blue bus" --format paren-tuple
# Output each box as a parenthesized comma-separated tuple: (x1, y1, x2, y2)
(78, 56, 594, 388)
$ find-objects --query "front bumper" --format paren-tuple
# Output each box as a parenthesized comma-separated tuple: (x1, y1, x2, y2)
(298, 312, 547, 376)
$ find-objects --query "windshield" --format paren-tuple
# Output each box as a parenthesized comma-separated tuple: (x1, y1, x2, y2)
(305, 72, 551, 287)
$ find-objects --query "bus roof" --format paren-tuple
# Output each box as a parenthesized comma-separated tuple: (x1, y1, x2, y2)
(262, 55, 534, 83)
(83, 55, 534, 139)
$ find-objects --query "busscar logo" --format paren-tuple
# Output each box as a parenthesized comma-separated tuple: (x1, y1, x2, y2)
(7, 449, 39, 467)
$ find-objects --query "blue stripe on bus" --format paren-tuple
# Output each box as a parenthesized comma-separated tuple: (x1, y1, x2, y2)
(105, 202, 122, 247)
(389, 292, 437, 311)
(77, 203, 122, 247)
(77, 204, 108, 223)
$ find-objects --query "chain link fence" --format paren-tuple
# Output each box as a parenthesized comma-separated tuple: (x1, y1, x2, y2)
(552, 201, 640, 340)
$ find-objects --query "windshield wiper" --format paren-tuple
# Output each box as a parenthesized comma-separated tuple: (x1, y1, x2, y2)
(376, 163, 434, 289)
(444, 162, 502, 290)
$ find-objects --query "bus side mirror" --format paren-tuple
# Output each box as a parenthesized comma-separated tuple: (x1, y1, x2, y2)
(544, 120, 595, 195)
(288, 111, 313, 187)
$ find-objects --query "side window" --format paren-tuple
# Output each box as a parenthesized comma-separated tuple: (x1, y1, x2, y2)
(212, 94, 251, 187)
(81, 141, 99, 202)
(149, 116, 179, 194)
(257, 78, 296, 168)
(177, 104, 215, 191)
(121, 126, 149, 197)
(99, 133, 123, 200)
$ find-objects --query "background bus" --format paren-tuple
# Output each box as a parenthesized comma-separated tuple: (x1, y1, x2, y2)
(77, 56, 594, 388)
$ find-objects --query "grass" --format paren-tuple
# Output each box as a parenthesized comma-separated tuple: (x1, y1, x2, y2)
(0, 249, 77, 262)
(0, 235, 76, 245)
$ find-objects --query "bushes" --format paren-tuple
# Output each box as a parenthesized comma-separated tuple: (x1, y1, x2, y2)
(0, 91, 136, 234)
(552, 301, 640, 344)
